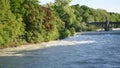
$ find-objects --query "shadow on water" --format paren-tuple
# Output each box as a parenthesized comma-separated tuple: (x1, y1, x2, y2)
(0, 34, 120, 68)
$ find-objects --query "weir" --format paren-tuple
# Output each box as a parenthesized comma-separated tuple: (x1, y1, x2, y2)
(75, 30, 120, 35)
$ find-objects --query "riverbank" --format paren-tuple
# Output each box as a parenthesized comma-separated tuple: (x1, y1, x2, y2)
(0, 32, 120, 68)
(0, 41, 58, 56)
(0, 30, 119, 55)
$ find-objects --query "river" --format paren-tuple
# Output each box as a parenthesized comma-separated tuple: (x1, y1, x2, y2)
(0, 31, 120, 68)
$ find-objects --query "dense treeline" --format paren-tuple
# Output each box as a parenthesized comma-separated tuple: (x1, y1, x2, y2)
(0, 0, 120, 48)
(71, 4, 120, 31)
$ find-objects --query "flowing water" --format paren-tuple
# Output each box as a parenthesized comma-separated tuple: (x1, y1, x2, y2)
(0, 32, 120, 68)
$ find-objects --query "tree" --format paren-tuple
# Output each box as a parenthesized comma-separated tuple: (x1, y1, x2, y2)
(48, 0, 76, 38)
(0, 0, 24, 47)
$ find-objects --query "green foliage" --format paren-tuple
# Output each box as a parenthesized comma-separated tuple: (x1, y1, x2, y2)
(0, 0, 120, 48)
(72, 4, 120, 31)
(0, 0, 24, 48)
(69, 27, 75, 35)
(47, 0, 77, 39)
(60, 29, 71, 39)
(109, 12, 120, 22)
(54, 0, 76, 28)
(86, 25, 97, 31)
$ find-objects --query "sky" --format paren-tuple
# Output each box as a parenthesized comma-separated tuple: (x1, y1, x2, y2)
(39, 0, 120, 13)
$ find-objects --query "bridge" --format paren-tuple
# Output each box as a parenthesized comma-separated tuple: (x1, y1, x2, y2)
(87, 17, 120, 31)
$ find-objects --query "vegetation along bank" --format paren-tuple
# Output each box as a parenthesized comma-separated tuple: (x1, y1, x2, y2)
(0, 0, 120, 48)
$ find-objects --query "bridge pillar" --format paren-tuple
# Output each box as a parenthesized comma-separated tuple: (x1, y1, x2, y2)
(105, 17, 109, 31)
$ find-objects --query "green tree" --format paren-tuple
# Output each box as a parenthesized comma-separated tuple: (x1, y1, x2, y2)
(48, 0, 76, 38)
(0, 0, 24, 47)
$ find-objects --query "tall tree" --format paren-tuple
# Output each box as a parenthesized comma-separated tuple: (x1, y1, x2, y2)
(0, 0, 24, 47)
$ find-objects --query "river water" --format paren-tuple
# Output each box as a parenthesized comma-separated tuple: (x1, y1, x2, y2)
(0, 32, 120, 68)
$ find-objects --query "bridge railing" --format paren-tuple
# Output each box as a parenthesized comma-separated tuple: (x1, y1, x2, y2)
(87, 22, 120, 31)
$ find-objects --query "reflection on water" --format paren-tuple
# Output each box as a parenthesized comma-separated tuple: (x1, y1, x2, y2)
(0, 34, 120, 68)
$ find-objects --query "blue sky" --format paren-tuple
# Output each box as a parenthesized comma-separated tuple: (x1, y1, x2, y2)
(39, 0, 120, 13)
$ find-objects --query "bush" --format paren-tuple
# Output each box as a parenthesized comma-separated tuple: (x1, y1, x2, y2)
(86, 25, 97, 31)
(60, 29, 71, 39)
(69, 27, 75, 35)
